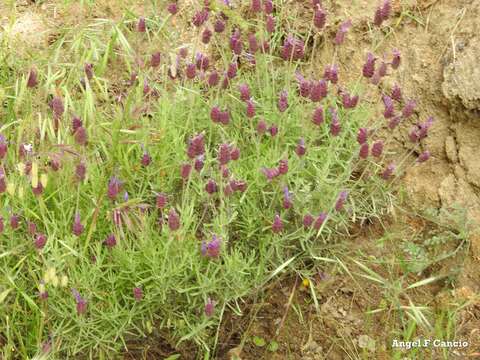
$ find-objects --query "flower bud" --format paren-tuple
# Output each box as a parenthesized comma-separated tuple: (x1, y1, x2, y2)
(27, 68, 38, 88)
(371, 140, 384, 157)
(381, 163, 395, 180)
(303, 214, 314, 228)
(35, 233, 47, 250)
(214, 19, 225, 33)
(205, 298, 216, 317)
(107, 177, 122, 200)
(133, 287, 143, 301)
(312, 107, 324, 126)
(278, 159, 288, 175)
(334, 19, 352, 45)
(314, 5, 327, 29)
(272, 214, 283, 233)
(278, 90, 288, 112)
(137, 17, 146, 32)
(246, 100, 256, 118)
(314, 212, 327, 230)
(417, 150, 430, 163)
(362, 53, 376, 78)
(295, 138, 306, 157)
(359, 143, 369, 159)
(72, 213, 84, 236)
(335, 191, 348, 211)
(266, 15, 276, 33)
(168, 208, 180, 230)
(391, 49, 401, 69)
(167, 3, 178, 15)
(207, 70, 220, 87)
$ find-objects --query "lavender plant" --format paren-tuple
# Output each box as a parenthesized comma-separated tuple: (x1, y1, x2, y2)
(0, 0, 435, 358)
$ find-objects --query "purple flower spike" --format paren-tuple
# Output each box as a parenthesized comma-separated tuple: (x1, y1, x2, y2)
(207, 70, 220, 87)
(262, 167, 279, 181)
(219, 110, 230, 125)
(192, 8, 209, 27)
(314, 212, 327, 230)
(296, 74, 312, 98)
(278, 90, 288, 112)
(202, 28, 213, 44)
(383, 95, 395, 118)
(246, 100, 256, 118)
(76, 162, 86, 181)
(137, 17, 146, 32)
(303, 214, 314, 228)
(283, 187, 293, 209)
(35, 233, 47, 250)
(10, 214, 20, 230)
(201, 234, 221, 258)
(0, 135, 7, 159)
(156, 193, 168, 209)
(324, 64, 339, 84)
(248, 33, 259, 53)
(205, 298, 216, 317)
(312, 107, 324, 125)
(388, 115, 402, 129)
(310, 80, 328, 102)
(141, 152, 152, 167)
(205, 179, 218, 194)
(391, 49, 401, 69)
(108, 177, 122, 200)
(260, 121, 275, 138)
(50, 96, 65, 120)
(264, 0, 274, 14)
(381, 163, 396, 180)
(168, 208, 180, 230)
(363, 53, 376, 78)
(214, 19, 225, 33)
(0, 176, 5, 195)
(84, 63, 94, 79)
(194, 155, 205, 172)
(280, 35, 304, 61)
(417, 150, 431, 163)
(418, 117, 434, 139)
(227, 62, 237, 79)
(371, 140, 384, 157)
(167, 2, 178, 15)
(266, 15, 276, 33)
(186, 63, 196, 79)
(72, 116, 82, 133)
(72, 289, 87, 315)
(342, 91, 359, 109)
(104, 234, 117, 248)
(334, 19, 352, 45)
(239, 84, 251, 101)
(230, 147, 240, 161)
(391, 84, 402, 101)
(359, 143, 369, 159)
(133, 287, 143, 301)
(257, 119, 267, 135)
(27, 68, 38, 88)
(378, 62, 388, 77)
(295, 138, 306, 157)
(218, 143, 231, 165)
(329, 108, 341, 136)
(374, 7, 384, 26)
(72, 213, 84, 237)
(381, 0, 391, 19)
(151, 52, 161, 68)
(251, 0, 261, 12)
(272, 214, 283, 233)
(74, 126, 88, 146)
(278, 159, 288, 175)
(210, 106, 221, 123)
(180, 163, 192, 180)
(335, 191, 348, 211)
(314, 5, 327, 29)
(402, 99, 416, 118)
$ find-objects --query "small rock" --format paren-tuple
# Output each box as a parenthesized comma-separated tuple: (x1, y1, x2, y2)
(445, 136, 458, 163)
